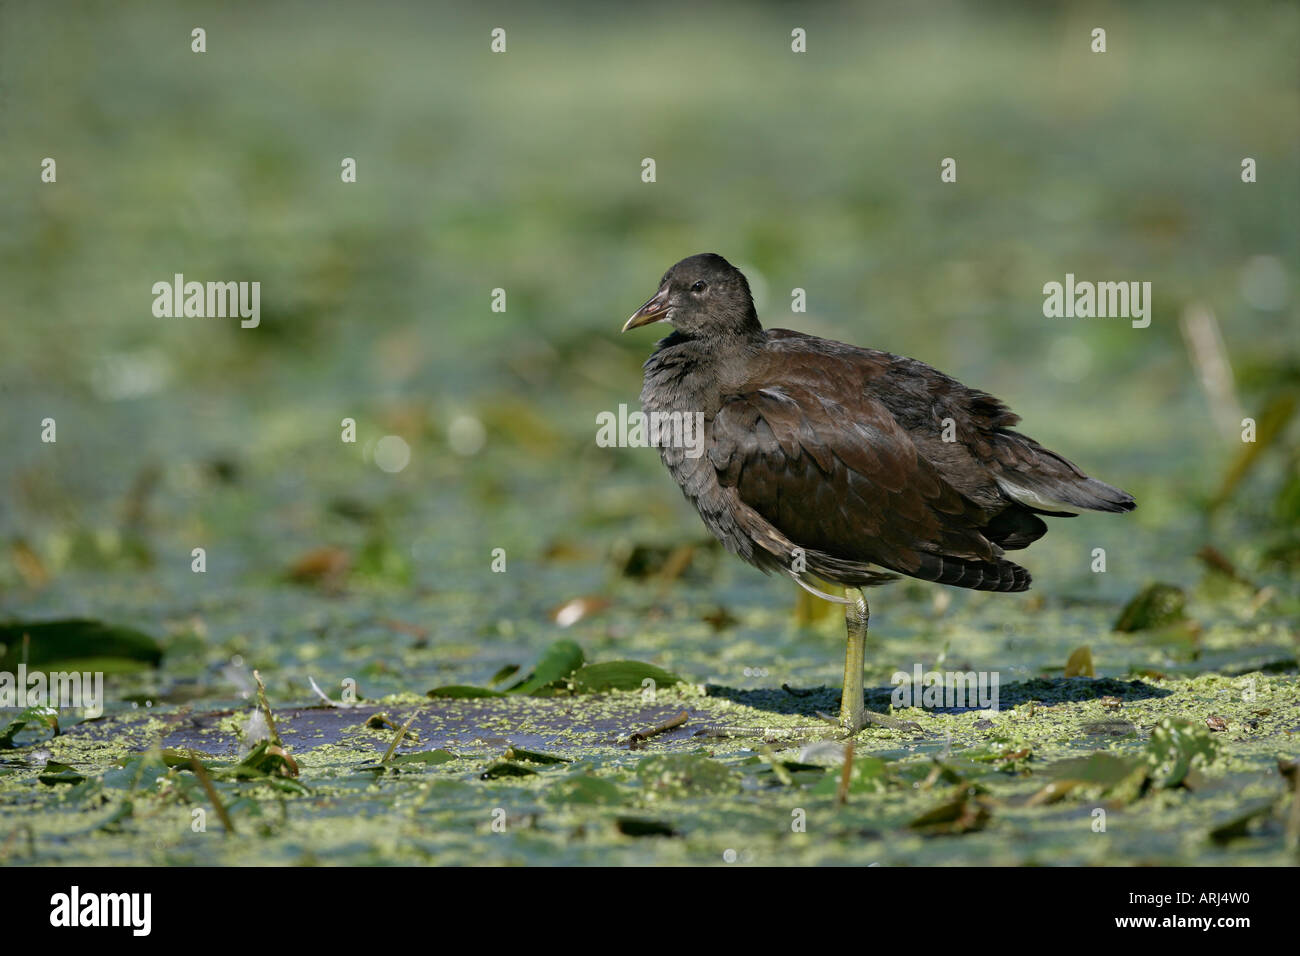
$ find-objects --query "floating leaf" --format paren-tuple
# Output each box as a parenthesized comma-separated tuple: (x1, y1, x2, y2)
(1081, 720, 1138, 737)
(0, 705, 59, 749)
(389, 749, 455, 766)
(1208, 799, 1278, 845)
(508, 640, 584, 695)
(504, 746, 568, 765)
(909, 794, 991, 835)
(811, 756, 887, 796)
(1048, 752, 1144, 788)
(426, 685, 506, 699)
(1030, 751, 1149, 806)
(104, 752, 173, 791)
(1114, 583, 1187, 632)
(159, 748, 211, 768)
(480, 761, 537, 779)
(894, 757, 991, 789)
(636, 754, 739, 800)
(1145, 717, 1218, 790)
(615, 817, 676, 837)
(548, 774, 624, 806)
(0, 619, 161, 672)
(571, 661, 682, 693)
(430, 644, 669, 699)
(1025, 780, 1079, 806)
(971, 736, 1034, 774)
(358, 749, 456, 774)
(229, 740, 300, 780)
(488, 664, 520, 686)
(37, 760, 86, 786)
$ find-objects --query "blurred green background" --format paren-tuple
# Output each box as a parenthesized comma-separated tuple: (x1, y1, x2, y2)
(0, 1, 1297, 864)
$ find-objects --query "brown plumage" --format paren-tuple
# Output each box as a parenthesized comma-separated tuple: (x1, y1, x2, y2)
(624, 253, 1135, 601)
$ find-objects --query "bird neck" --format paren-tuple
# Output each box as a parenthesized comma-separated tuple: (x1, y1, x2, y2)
(649, 326, 765, 402)
(680, 308, 766, 351)
(658, 328, 765, 369)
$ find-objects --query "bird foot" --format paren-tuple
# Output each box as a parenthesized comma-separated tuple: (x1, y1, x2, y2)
(816, 710, 923, 737)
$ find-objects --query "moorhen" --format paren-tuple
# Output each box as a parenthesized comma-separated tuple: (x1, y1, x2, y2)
(623, 253, 1135, 733)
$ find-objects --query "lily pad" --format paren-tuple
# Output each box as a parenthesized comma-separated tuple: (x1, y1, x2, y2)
(811, 756, 887, 796)
(548, 774, 624, 806)
(480, 761, 539, 779)
(1048, 751, 1144, 788)
(1114, 584, 1187, 632)
(0, 705, 60, 749)
(615, 817, 677, 838)
(0, 619, 162, 672)
(504, 746, 568, 764)
(507, 639, 585, 695)
(358, 749, 457, 773)
(909, 794, 991, 835)
(636, 753, 739, 800)
(426, 685, 507, 699)
(37, 760, 86, 786)
(1145, 717, 1218, 789)
(571, 661, 683, 693)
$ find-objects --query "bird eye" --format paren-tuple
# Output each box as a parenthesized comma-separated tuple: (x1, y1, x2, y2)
(691, 280, 707, 293)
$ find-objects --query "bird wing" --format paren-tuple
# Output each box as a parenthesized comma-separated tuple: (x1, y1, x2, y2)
(763, 331, 1134, 517)
(707, 375, 1008, 582)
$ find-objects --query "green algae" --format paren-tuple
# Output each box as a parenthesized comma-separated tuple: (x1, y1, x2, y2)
(2, 669, 1295, 865)
(0, 2, 1296, 868)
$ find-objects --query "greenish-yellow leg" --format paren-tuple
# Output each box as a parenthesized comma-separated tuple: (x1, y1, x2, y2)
(840, 588, 868, 733)
(834, 590, 920, 735)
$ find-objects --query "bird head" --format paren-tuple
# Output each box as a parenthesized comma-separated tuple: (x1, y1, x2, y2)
(623, 253, 761, 338)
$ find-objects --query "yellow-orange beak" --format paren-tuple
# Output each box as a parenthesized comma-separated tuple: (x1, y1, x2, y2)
(622, 285, 671, 332)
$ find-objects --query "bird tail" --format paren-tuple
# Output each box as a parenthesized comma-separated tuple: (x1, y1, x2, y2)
(994, 432, 1136, 515)
(909, 552, 1032, 592)
(795, 548, 1029, 593)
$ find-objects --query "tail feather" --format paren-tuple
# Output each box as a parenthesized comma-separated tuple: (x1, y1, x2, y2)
(992, 430, 1136, 515)
(1072, 476, 1137, 512)
(911, 553, 1031, 592)
(983, 506, 1048, 550)
(997, 474, 1135, 514)
(806, 546, 1031, 593)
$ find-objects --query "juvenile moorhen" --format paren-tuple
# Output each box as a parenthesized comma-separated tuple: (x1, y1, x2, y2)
(623, 253, 1135, 733)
